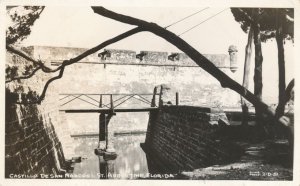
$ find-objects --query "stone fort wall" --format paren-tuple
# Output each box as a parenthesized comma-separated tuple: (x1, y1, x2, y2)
(6, 45, 241, 161)
(29, 45, 241, 108)
(5, 50, 66, 177)
(33, 45, 242, 140)
(143, 85, 243, 171)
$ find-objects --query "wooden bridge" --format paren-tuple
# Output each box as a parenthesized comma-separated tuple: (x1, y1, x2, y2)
(59, 93, 163, 113)
(59, 91, 179, 155)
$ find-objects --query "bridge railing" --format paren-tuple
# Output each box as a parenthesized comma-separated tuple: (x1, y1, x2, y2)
(59, 93, 160, 110)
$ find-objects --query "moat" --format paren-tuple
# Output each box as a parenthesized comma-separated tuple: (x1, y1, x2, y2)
(70, 134, 150, 179)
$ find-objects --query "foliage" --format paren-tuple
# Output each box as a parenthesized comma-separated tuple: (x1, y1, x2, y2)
(231, 8, 294, 42)
(5, 65, 19, 82)
(6, 6, 44, 86)
(6, 48, 40, 83)
(231, 8, 294, 119)
(6, 6, 44, 45)
(6, 88, 39, 106)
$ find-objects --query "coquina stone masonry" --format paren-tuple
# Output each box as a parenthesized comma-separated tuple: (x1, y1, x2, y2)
(144, 85, 243, 172)
(6, 46, 243, 146)
(5, 50, 66, 178)
(5, 45, 239, 176)
(5, 93, 66, 178)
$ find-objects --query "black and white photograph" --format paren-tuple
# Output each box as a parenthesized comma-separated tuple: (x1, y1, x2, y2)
(1, 0, 299, 185)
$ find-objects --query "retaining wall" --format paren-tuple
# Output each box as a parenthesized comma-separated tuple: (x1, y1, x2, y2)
(143, 85, 242, 171)
(5, 92, 66, 178)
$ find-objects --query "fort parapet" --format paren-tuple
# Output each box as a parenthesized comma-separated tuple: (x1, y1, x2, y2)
(97, 48, 231, 68)
(17, 46, 235, 70)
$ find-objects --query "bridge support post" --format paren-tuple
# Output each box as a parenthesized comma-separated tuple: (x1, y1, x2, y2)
(99, 114, 106, 142)
(105, 115, 108, 149)
(95, 113, 117, 160)
(99, 95, 102, 108)
(151, 87, 157, 107)
(176, 92, 179, 106)
(110, 94, 114, 113)
(99, 157, 108, 179)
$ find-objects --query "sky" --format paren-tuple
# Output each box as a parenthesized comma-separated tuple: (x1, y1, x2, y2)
(22, 6, 245, 54)
(1, 3, 299, 186)
(7, 5, 295, 104)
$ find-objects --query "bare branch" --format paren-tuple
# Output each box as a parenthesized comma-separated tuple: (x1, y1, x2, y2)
(37, 66, 65, 104)
(9, 6, 287, 128)
(7, 27, 144, 83)
(92, 6, 283, 125)
(6, 45, 55, 73)
(6, 45, 42, 67)
(16, 66, 65, 104)
(12, 26, 144, 104)
(61, 27, 144, 68)
(92, 7, 156, 28)
(8, 6, 277, 123)
(285, 78, 294, 103)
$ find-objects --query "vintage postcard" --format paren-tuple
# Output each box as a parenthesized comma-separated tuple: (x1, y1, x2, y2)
(1, 0, 299, 186)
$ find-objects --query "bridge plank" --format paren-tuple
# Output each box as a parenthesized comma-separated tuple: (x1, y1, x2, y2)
(60, 107, 159, 113)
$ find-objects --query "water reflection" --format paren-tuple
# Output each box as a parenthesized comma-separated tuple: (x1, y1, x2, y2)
(71, 134, 149, 179)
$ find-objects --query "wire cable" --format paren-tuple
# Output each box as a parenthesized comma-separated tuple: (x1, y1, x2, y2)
(164, 7, 209, 29)
(178, 8, 230, 36)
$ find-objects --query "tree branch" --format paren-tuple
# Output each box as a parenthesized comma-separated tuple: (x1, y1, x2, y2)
(6, 45, 55, 73)
(12, 26, 144, 104)
(6, 26, 144, 85)
(285, 78, 294, 103)
(16, 66, 65, 104)
(7, 45, 42, 67)
(91, 6, 285, 125)
(61, 27, 143, 68)
(37, 66, 65, 104)
(8, 6, 290, 129)
(5, 66, 42, 83)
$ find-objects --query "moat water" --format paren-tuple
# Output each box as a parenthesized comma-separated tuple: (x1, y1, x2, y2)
(70, 134, 153, 179)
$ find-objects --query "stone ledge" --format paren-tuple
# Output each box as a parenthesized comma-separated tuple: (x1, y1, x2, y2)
(161, 105, 222, 113)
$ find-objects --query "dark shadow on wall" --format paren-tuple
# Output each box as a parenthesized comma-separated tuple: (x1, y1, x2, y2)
(5, 88, 67, 178)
